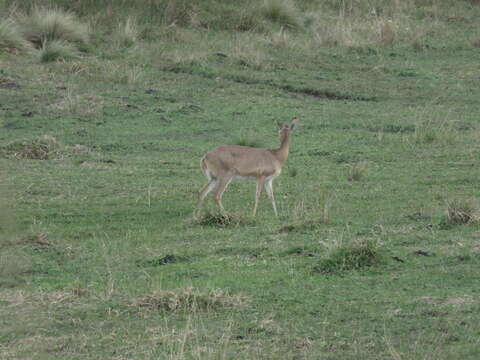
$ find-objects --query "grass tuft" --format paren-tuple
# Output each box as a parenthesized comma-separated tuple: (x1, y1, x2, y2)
(0, 18, 32, 53)
(115, 16, 139, 48)
(39, 39, 79, 62)
(261, 0, 302, 30)
(19, 7, 89, 50)
(196, 211, 254, 228)
(314, 239, 384, 274)
(347, 161, 368, 182)
(440, 199, 478, 228)
(132, 287, 248, 312)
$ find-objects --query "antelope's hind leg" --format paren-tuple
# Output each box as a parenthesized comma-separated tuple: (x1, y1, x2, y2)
(195, 179, 218, 219)
(253, 177, 267, 216)
(213, 177, 232, 216)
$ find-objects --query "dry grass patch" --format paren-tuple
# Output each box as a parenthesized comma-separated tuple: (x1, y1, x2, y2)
(0, 135, 93, 160)
(0, 135, 61, 160)
(132, 287, 248, 313)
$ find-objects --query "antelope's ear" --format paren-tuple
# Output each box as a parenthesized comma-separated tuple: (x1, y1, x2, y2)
(290, 117, 300, 131)
(276, 120, 284, 129)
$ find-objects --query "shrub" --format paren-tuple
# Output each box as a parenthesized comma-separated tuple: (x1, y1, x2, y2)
(314, 239, 384, 274)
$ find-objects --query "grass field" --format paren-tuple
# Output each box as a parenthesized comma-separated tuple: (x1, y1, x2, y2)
(1, 0, 480, 358)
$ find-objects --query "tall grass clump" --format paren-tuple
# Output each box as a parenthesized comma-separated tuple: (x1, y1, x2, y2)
(314, 239, 384, 274)
(115, 16, 139, 48)
(18, 7, 89, 51)
(261, 0, 302, 30)
(0, 18, 31, 53)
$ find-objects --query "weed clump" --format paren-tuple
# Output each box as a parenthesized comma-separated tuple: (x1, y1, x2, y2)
(314, 239, 384, 274)
(439, 199, 478, 229)
(132, 287, 248, 312)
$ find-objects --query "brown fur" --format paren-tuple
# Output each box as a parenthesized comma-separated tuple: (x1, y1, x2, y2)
(195, 117, 299, 218)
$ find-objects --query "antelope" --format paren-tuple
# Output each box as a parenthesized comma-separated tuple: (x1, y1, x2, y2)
(195, 117, 300, 218)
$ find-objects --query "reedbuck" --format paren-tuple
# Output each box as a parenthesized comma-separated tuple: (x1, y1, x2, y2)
(195, 117, 300, 218)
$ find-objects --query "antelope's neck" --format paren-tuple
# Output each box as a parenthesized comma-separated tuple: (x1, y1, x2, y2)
(274, 133, 290, 164)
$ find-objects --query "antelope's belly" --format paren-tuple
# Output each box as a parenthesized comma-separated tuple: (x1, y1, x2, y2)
(233, 175, 256, 181)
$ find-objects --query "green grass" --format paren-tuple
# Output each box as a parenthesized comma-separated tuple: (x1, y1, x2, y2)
(2, 0, 480, 359)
